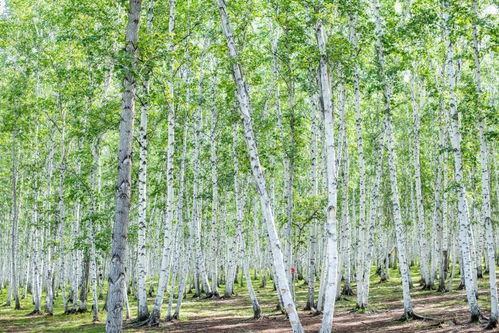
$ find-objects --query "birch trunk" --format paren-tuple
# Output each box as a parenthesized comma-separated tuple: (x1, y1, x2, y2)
(172, 124, 189, 320)
(191, 67, 212, 297)
(338, 79, 352, 296)
(106, 0, 142, 331)
(57, 108, 68, 314)
(271, 23, 295, 300)
(371, 0, 416, 318)
(315, 10, 340, 332)
(209, 70, 220, 298)
(215, 1, 303, 331)
(348, 11, 367, 309)
(472, 0, 497, 326)
(360, 148, 383, 308)
(410, 77, 430, 288)
(10, 134, 20, 310)
(442, 0, 481, 321)
(233, 138, 261, 318)
(44, 131, 55, 315)
(90, 142, 100, 322)
(146, 0, 176, 325)
(135, 0, 155, 319)
(305, 96, 319, 311)
(136, 71, 150, 320)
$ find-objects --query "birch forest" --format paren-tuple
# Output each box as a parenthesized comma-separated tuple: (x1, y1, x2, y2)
(0, 0, 498, 332)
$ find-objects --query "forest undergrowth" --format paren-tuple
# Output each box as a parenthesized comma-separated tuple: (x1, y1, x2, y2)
(1, 266, 497, 332)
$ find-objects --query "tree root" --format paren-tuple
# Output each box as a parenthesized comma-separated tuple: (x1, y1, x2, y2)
(27, 309, 43, 316)
(165, 315, 176, 322)
(312, 310, 322, 316)
(341, 286, 355, 296)
(484, 317, 497, 330)
(303, 303, 315, 311)
(479, 313, 490, 322)
(200, 293, 214, 299)
(201, 292, 220, 299)
(242, 313, 264, 321)
(437, 286, 448, 293)
(396, 311, 434, 321)
(421, 284, 435, 291)
(350, 305, 378, 314)
(134, 314, 161, 328)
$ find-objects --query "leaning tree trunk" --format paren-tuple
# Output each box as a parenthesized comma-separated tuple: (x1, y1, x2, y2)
(215, 1, 303, 331)
(106, 0, 142, 331)
(233, 133, 261, 319)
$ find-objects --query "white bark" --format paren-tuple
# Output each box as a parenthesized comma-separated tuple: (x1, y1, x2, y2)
(147, 0, 176, 324)
(442, 0, 481, 321)
(410, 76, 430, 287)
(44, 131, 55, 314)
(371, 0, 414, 317)
(10, 134, 20, 310)
(306, 96, 319, 310)
(472, 0, 497, 325)
(57, 109, 68, 314)
(215, 1, 303, 331)
(135, 0, 156, 320)
(191, 64, 211, 297)
(348, 11, 367, 309)
(315, 11, 339, 332)
(209, 68, 220, 298)
(233, 138, 261, 318)
(106, 0, 142, 331)
(172, 124, 189, 320)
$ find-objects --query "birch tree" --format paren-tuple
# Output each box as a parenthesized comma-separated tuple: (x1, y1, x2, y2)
(106, 0, 142, 331)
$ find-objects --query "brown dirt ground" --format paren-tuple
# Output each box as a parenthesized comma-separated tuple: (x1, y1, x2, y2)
(136, 288, 496, 333)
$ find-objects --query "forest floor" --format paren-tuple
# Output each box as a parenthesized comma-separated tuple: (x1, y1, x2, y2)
(0, 266, 498, 332)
